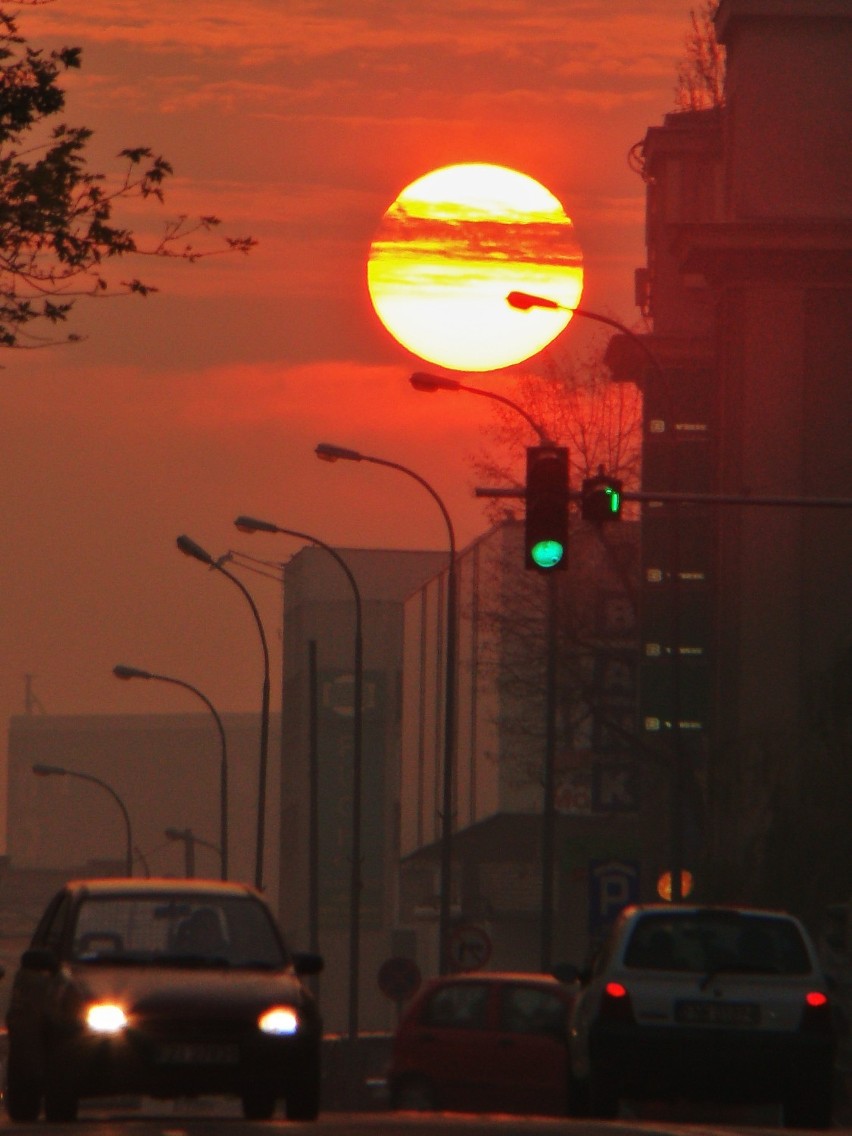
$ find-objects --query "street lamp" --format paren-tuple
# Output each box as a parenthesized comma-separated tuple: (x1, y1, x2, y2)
(507, 289, 688, 903)
(165, 827, 222, 877)
(33, 763, 133, 876)
(176, 534, 271, 891)
(410, 372, 555, 445)
(113, 664, 229, 881)
(409, 372, 561, 970)
(234, 514, 364, 1040)
(315, 442, 458, 974)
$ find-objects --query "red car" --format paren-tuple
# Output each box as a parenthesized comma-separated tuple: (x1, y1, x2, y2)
(388, 972, 578, 1115)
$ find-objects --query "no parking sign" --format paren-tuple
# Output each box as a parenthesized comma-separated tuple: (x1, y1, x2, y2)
(447, 924, 492, 973)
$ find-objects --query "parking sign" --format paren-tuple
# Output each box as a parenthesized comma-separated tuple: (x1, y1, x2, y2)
(588, 859, 639, 936)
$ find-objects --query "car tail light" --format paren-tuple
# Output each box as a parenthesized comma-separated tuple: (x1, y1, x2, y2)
(600, 981, 634, 1023)
(799, 990, 832, 1033)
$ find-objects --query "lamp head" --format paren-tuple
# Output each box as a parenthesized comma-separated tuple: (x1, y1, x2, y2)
(176, 534, 215, 566)
(113, 664, 151, 681)
(506, 290, 560, 311)
(165, 827, 189, 842)
(409, 372, 461, 393)
(315, 442, 362, 463)
(234, 515, 278, 535)
(33, 763, 66, 777)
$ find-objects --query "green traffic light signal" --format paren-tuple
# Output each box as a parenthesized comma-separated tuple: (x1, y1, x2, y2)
(582, 474, 623, 522)
(530, 538, 565, 570)
(604, 485, 621, 514)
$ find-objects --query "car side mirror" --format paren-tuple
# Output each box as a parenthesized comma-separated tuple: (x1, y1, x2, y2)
(21, 946, 59, 974)
(292, 951, 323, 977)
(551, 962, 581, 985)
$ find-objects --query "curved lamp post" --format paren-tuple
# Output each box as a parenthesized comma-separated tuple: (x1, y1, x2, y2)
(33, 763, 133, 876)
(411, 371, 555, 446)
(235, 515, 364, 1041)
(409, 373, 561, 969)
(507, 289, 687, 903)
(176, 534, 271, 891)
(113, 664, 229, 881)
(315, 442, 458, 974)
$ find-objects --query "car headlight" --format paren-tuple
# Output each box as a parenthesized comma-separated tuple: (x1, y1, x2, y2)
(85, 1002, 128, 1034)
(258, 1007, 299, 1036)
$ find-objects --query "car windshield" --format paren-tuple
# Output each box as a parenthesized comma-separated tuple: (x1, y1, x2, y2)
(623, 911, 812, 975)
(71, 893, 288, 969)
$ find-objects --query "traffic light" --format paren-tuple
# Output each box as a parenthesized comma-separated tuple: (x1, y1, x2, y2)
(582, 474, 623, 522)
(525, 446, 569, 571)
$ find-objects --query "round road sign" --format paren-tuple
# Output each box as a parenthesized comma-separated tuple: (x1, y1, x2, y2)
(447, 924, 492, 973)
(377, 956, 422, 1002)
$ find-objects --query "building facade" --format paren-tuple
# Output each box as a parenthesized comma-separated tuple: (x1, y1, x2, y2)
(610, 0, 852, 918)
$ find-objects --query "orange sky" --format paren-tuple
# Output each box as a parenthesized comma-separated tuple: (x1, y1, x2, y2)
(1, 0, 696, 832)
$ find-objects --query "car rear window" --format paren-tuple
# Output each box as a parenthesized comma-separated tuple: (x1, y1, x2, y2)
(420, 983, 489, 1029)
(498, 985, 568, 1035)
(623, 911, 812, 975)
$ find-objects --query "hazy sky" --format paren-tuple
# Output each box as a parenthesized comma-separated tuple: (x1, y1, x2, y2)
(1, 0, 696, 798)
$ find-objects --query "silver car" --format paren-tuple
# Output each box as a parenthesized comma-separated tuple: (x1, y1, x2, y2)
(567, 904, 836, 1127)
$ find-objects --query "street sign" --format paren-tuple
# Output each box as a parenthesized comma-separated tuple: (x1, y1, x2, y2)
(377, 956, 422, 1002)
(588, 859, 639, 936)
(447, 924, 492, 973)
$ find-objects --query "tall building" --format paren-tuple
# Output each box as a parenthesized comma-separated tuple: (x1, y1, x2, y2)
(277, 546, 447, 1032)
(609, 0, 852, 918)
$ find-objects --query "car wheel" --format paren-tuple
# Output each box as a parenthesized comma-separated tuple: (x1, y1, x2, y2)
(566, 1069, 590, 1117)
(43, 1085, 79, 1123)
(285, 1058, 322, 1122)
(43, 1040, 80, 1123)
(783, 1071, 833, 1129)
(4, 1051, 42, 1122)
(240, 1085, 277, 1120)
(285, 1075, 320, 1121)
(589, 1065, 619, 1118)
(391, 1075, 437, 1111)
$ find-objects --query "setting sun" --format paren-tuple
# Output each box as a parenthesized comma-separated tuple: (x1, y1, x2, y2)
(367, 163, 584, 373)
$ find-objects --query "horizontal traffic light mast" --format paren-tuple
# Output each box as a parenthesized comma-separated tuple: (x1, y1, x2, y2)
(478, 487, 852, 509)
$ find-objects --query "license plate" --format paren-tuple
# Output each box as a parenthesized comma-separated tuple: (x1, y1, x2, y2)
(156, 1041, 240, 1065)
(676, 1000, 760, 1026)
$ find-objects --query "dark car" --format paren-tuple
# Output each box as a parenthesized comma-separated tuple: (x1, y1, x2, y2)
(387, 972, 578, 1115)
(4, 878, 323, 1122)
(566, 904, 837, 1127)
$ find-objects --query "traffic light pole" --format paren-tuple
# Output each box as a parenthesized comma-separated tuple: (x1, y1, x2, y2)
(541, 572, 559, 972)
(478, 488, 852, 509)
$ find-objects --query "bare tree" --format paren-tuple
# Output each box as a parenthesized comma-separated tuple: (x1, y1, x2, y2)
(463, 343, 648, 818)
(674, 0, 726, 111)
(469, 338, 643, 526)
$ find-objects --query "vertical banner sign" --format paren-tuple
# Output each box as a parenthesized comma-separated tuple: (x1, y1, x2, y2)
(319, 670, 385, 928)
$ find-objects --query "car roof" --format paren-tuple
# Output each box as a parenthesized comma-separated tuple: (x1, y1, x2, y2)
(62, 877, 262, 900)
(426, 972, 563, 986)
(620, 904, 799, 921)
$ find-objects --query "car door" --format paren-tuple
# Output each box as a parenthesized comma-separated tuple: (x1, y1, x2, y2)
(404, 980, 498, 1110)
(7, 889, 73, 1058)
(490, 981, 571, 1114)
